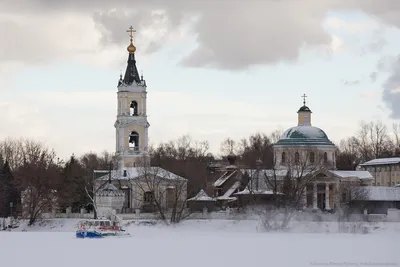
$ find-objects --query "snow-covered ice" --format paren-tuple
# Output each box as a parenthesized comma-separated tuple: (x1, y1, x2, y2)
(0, 219, 398, 267)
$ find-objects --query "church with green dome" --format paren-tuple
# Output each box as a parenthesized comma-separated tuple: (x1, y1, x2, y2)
(210, 95, 375, 212)
(266, 96, 374, 210)
(273, 97, 337, 170)
(209, 96, 375, 212)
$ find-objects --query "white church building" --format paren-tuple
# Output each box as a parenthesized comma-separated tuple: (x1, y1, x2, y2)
(93, 27, 187, 216)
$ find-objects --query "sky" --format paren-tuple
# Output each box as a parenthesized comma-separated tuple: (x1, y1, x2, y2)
(1, 0, 400, 160)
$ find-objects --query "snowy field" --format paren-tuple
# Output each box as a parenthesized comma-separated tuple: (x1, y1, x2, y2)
(0, 219, 399, 267)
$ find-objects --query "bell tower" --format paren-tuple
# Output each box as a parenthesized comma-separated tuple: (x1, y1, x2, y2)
(114, 26, 150, 169)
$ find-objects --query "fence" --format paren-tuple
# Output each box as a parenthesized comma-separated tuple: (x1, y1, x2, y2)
(44, 208, 400, 222)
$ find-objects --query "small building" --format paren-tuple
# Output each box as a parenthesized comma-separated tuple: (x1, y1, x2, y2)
(211, 154, 249, 208)
(94, 167, 187, 213)
(187, 189, 216, 212)
(359, 158, 400, 187)
(95, 182, 125, 218)
(349, 186, 400, 214)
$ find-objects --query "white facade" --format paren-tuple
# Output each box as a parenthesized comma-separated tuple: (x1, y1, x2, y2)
(94, 168, 187, 212)
(95, 183, 125, 218)
(115, 81, 150, 169)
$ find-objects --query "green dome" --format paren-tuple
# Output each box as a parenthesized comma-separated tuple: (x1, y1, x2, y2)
(274, 126, 335, 147)
(298, 105, 312, 113)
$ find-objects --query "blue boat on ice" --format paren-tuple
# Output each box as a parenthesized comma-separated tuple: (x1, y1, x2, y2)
(75, 219, 130, 239)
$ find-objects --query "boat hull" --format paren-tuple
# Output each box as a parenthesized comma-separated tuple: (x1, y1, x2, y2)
(76, 231, 103, 239)
(76, 230, 131, 239)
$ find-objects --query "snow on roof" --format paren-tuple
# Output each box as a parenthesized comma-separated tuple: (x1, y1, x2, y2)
(187, 189, 215, 201)
(280, 125, 328, 139)
(213, 171, 237, 187)
(352, 186, 400, 201)
(95, 167, 186, 181)
(234, 189, 283, 195)
(240, 168, 315, 179)
(329, 170, 373, 180)
(102, 183, 118, 191)
(216, 181, 241, 200)
(360, 157, 400, 166)
(96, 183, 124, 197)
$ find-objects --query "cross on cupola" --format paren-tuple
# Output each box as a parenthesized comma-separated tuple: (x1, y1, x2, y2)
(301, 93, 307, 106)
(121, 25, 142, 85)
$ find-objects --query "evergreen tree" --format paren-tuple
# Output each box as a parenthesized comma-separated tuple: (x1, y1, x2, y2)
(0, 154, 4, 170)
(0, 161, 19, 217)
(57, 155, 86, 212)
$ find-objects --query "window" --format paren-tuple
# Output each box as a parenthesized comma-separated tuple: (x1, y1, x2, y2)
(281, 152, 286, 163)
(323, 152, 328, 163)
(144, 191, 154, 204)
(304, 115, 309, 124)
(310, 152, 315, 163)
(295, 152, 300, 163)
(130, 100, 138, 116)
(129, 131, 139, 151)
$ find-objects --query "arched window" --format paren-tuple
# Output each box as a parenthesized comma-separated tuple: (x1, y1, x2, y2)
(128, 131, 139, 151)
(295, 152, 300, 163)
(130, 100, 138, 116)
(310, 152, 315, 163)
(281, 152, 286, 163)
(323, 152, 328, 163)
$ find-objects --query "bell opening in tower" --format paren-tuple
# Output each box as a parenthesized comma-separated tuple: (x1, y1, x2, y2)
(128, 131, 140, 152)
(130, 100, 138, 116)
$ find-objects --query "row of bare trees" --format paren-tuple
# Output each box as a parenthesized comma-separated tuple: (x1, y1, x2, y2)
(0, 120, 398, 224)
(0, 138, 115, 225)
(220, 121, 400, 170)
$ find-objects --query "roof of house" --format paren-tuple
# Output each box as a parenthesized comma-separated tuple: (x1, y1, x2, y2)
(238, 168, 372, 181)
(274, 125, 335, 147)
(351, 186, 400, 201)
(213, 170, 239, 187)
(187, 189, 215, 202)
(329, 170, 373, 180)
(95, 167, 186, 181)
(360, 157, 400, 167)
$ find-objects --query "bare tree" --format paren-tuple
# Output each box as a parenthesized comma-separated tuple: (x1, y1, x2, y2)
(129, 157, 189, 224)
(220, 138, 237, 155)
(392, 122, 400, 156)
(356, 121, 392, 160)
(150, 135, 212, 198)
(336, 137, 361, 170)
(14, 140, 62, 225)
(79, 151, 117, 217)
(0, 138, 24, 171)
(248, 147, 327, 231)
(269, 129, 283, 144)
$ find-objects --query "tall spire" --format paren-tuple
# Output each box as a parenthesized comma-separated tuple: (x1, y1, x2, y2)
(121, 26, 141, 85)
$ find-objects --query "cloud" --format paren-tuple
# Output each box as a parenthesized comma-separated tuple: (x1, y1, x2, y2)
(343, 80, 360, 86)
(324, 16, 379, 33)
(360, 90, 380, 100)
(382, 56, 400, 119)
(2, 0, 400, 72)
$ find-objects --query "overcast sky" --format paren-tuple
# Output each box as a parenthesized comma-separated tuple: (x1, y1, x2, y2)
(1, 0, 400, 159)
